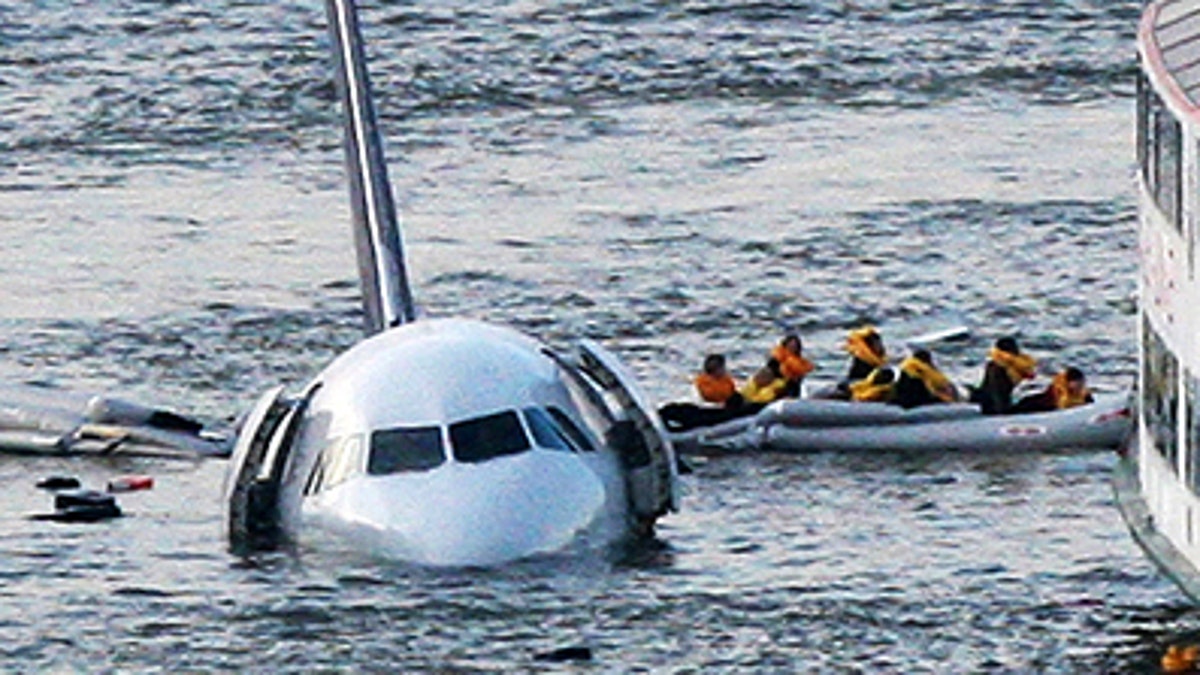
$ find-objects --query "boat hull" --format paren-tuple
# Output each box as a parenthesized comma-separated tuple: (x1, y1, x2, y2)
(669, 392, 1131, 455)
(1113, 439, 1200, 602)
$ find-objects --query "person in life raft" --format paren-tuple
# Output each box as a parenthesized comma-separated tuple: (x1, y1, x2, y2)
(769, 334, 816, 398)
(833, 325, 888, 400)
(658, 353, 766, 431)
(969, 336, 1037, 415)
(1010, 366, 1094, 414)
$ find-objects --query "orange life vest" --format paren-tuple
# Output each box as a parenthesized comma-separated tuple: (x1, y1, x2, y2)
(771, 345, 816, 381)
(694, 372, 738, 404)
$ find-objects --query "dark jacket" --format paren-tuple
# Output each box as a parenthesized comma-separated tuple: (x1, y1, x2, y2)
(894, 372, 940, 409)
(1012, 386, 1095, 415)
(971, 361, 1017, 415)
(657, 399, 765, 432)
(846, 357, 877, 384)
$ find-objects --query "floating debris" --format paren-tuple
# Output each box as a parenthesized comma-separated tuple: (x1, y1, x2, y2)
(35, 476, 81, 490)
(30, 489, 123, 523)
(533, 646, 593, 663)
(107, 475, 154, 493)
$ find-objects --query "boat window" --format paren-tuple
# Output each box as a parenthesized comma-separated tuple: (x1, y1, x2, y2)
(449, 411, 530, 464)
(304, 434, 366, 495)
(1142, 315, 1179, 473)
(523, 407, 573, 452)
(1189, 374, 1200, 495)
(1137, 68, 1150, 186)
(1138, 70, 1185, 232)
(548, 407, 598, 452)
(1194, 138, 1200, 281)
(368, 426, 445, 475)
(1155, 105, 1182, 231)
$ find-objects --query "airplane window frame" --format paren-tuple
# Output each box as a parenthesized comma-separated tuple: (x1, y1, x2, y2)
(522, 406, 575, 452)
(546, 407, 598, 452)
(304, 433, 367, 495)
(368, 425, 446, 475)
(449, 410, 531, 464)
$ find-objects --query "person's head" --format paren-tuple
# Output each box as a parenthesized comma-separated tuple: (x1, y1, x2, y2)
(752, 364, 777, 387)
(872, 367, 895, 385)
(702, 353, 727, 376)
(912, 348, 933, 365)
(781, 334, 802, 355)
(864, 330, 884, 355)
(1063, 366, 1087, 396)
(995, 337, 1020, 355)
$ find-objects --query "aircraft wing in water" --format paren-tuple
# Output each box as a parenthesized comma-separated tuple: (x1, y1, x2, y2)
(0, 384, 230, 459)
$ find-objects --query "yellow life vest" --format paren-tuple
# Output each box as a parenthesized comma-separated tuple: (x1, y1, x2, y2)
(989, 347, 1036, 385)
(899, 356, 958, 403)
(845, 326, 887, 369)
(740, 375, 787, 404)
(1050, 371, 1091, 410)
(849, 369, 895, 402)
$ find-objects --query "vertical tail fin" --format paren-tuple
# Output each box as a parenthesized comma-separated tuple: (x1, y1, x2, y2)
(324, 0, 416, 334)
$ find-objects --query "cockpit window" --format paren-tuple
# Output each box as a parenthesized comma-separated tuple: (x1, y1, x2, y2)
(304, 434, 366, 496)
(547, 407, 598, 452)
(368, 425, 445, 475)
(449, 410, 530, 464)
(523, 407, 573, 452)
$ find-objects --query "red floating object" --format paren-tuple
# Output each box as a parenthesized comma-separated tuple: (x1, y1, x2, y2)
(106, 475, 154, 493)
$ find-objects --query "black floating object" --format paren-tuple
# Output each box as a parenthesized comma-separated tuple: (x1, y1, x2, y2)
(32, 503, 123, 523)
(30, 489, 124, 523)
(533, 646, 593, 663)
(55, 489, 115, 511)
(36, 476, 81, 490)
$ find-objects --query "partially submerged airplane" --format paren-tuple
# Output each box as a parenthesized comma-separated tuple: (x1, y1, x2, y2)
(220, 0, 679, 566)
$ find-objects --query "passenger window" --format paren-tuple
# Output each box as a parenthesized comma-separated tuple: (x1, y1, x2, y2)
(523, 407, 574, 452)
(548, 407, 598, 452)
(450, 411, 530, 463)
(369, 426, 445, 475)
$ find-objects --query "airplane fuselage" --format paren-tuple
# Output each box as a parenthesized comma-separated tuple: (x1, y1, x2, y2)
(274, 318, 635, 565)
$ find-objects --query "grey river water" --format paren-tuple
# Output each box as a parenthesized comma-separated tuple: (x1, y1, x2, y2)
(0, 0, 1186, 671)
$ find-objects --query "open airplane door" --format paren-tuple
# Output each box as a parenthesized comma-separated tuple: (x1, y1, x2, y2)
(223, 385, 310, 552)
(578, 340, 679, 518)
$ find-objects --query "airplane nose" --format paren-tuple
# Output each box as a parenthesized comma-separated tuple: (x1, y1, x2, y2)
(311, 452, 615, 566)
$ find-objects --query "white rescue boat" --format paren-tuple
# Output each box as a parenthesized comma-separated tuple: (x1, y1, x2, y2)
(669, 391, 1132, 455)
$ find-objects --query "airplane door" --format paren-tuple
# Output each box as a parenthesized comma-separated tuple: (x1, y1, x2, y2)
(578, 340, 680, 517)
(224, 385, 294, 552)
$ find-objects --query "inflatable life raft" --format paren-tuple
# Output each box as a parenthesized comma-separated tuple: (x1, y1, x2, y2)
(0, 384, 230, 458)
(667, 391, 1132, 455)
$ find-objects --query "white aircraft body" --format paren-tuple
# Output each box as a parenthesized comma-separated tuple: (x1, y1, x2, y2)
(222, 0, 678, 566)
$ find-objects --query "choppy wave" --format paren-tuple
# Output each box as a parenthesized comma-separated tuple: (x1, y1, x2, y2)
(0, 0, 1188, 671)
(0, 0, 1139, 164)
